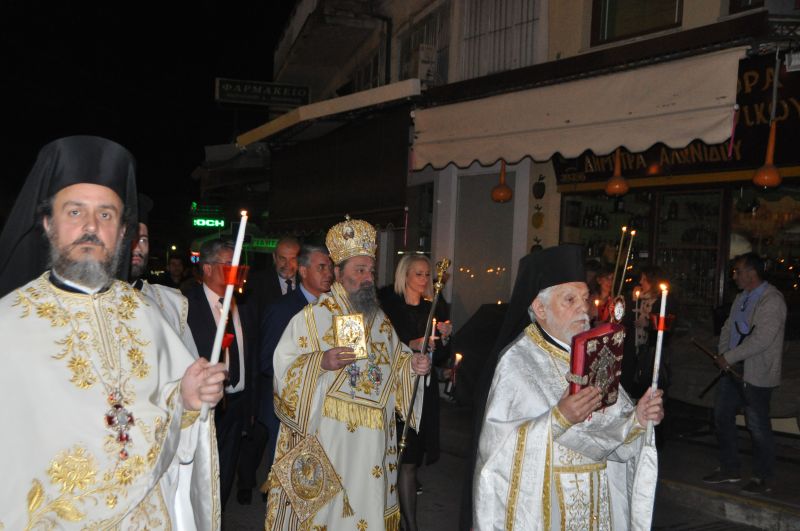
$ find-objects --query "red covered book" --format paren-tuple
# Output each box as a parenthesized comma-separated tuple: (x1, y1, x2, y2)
(569, 322, 625, 407)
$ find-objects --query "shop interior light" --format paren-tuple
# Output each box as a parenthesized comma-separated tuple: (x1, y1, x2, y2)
(605, 148, 629, 196)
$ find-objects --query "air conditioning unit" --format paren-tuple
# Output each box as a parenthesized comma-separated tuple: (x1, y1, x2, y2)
(411, 44, 438, 86)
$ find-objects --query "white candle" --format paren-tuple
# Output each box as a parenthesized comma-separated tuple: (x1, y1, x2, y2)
(646, 283, 668, 438)
(611, 226, 627, 295)
(453, 353, 463, 385)
(615, 230, 636, 298)
(201, 210, 248, 420)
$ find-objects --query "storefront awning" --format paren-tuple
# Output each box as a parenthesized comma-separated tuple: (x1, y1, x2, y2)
(412, 47, 748, 170)
(236, 79, 421, 147)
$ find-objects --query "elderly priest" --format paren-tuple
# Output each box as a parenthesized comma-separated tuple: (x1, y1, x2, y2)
(0, 136, 225, 529)
(473, 244, 663, 530)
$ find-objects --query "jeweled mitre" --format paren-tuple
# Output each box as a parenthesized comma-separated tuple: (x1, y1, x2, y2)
(325, 216, 377, 264)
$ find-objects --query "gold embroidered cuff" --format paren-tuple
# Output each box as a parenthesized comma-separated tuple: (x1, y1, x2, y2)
(625, 424, 645, 444)
(181, 410, 200, 429)
(552, 406, 573, 430)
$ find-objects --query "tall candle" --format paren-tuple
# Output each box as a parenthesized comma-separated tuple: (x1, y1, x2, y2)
(611, 226, 627, 295)
(453, 353, 463, 385)
(646, 283, 668, 439)
(201, 210, 248, 420)
(615, 230, 636, 299)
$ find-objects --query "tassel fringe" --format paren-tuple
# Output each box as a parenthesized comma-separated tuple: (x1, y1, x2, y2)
(385, 507, 401, 531)
(341, 490, 354, 518)
(323, 396, 384, 430)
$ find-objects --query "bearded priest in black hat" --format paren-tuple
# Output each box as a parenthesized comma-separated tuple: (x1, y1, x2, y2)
(473, 244, 663, 530)
(0, 136, 225, 529)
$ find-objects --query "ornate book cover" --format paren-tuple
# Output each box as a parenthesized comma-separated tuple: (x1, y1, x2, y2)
(569, 322, 625, 407)
(333, 313, 368, 360)
(273, 435, 343, 523)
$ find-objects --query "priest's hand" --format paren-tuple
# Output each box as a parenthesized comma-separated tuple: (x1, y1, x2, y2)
(321, 347, 357, 371)
(411, 352, 431, 375)
(181, 358, 227, 411)
(636, 388, 664, 427)
(556, 386, 602, 425)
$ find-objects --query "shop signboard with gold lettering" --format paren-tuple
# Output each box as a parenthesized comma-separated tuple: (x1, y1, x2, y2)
(554, 55, 800, 185)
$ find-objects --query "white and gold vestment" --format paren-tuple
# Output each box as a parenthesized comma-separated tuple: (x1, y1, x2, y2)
(265, 282, 423, 531)
(139, 280, 199, 359)
(474, 324, 658, 531)
(0, 273, 219, 530)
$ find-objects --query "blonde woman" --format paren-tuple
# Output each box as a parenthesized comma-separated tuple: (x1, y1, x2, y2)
(378, 255, 451, 531)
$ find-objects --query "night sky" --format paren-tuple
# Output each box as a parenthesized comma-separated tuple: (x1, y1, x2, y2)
(1, 1, 295, 239)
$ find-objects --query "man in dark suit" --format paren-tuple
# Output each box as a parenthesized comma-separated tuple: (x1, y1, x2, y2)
(248, 236, 301, 314)
(235, 236, 301, 505)
(186, 239, 259, 511)
(259, 245, 334, 487)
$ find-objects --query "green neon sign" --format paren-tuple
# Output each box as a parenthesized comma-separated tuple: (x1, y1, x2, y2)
(250, 238, 278, 250)
(193, 218, 225, 228)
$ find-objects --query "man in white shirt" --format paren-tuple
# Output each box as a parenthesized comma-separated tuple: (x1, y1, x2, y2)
(186, 239, 259, 511)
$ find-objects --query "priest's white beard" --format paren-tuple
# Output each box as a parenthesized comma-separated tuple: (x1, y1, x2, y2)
(349, 281, 379, 321)
(47, 229, 125, 291)
(545, 307, 591, 344)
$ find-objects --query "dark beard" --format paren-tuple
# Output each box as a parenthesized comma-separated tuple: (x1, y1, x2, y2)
(48, 230, 124, 290)
(349, 282, 379, 320)
(130, 252, 148, 280)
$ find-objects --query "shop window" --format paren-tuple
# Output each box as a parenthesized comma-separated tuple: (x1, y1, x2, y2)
(591, 0, 682, 46)
(654, 191, 723, 308)
(460, 0, 539, 79)
(451, 172, 515, 329)
(729, 0, 765, 15)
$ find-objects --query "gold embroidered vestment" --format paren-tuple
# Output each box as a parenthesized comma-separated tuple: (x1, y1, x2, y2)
(266, 283, 422, 531)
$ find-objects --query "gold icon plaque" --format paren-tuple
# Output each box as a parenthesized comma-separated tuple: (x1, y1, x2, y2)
(333, 313, 368, 360)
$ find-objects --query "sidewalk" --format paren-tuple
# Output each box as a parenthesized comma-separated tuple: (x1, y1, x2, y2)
(432, 397, 800, 530)
(222, 397, 800, 529)
(657, 429, 800, 530)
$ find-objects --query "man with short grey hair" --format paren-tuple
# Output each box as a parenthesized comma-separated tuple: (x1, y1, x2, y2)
(186, 238, 259, 511)
(704, 252, 786, 494)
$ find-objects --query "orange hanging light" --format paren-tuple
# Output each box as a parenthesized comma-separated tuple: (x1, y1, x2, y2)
(605, 148, 629, 196)
(491, 160, 513, 202)
(753, 50, 783, 189)
(752, 120, 781, 188)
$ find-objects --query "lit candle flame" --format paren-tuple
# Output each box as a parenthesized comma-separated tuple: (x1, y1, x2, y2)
(594, 299, 600, 307)
(455, 353, 463, 364)
(659, 283, 668, 292)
